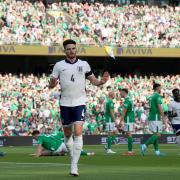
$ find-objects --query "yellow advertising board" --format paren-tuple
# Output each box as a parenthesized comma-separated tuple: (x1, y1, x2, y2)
(0, 45, 179, 57)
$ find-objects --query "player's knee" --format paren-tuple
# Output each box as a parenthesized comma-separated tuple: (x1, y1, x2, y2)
(155, 132, 161, 137)
(74, 125, 83, 136)
(64, 128, 72, 137)
(74, 132, 82, 136)
(127, 132, 132, 137)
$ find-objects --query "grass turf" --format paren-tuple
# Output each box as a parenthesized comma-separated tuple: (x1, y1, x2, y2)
(0, 145, 180, 180)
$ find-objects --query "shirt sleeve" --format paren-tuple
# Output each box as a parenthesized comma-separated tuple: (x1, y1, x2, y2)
(157, 96, 162, 104)
(51, 63, 60, 79)
(85, 62, 93, 77)
(110, 102, 114, 109)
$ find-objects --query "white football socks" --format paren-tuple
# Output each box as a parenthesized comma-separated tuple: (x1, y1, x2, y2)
(71, 135, 83, 174)
(176, 135, 180, 145)
(64, 135, 73, 158)
(176, 135, 180, 155)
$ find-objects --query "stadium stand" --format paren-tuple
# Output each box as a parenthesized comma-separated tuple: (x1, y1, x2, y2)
(0, 0, 179, 47)
(0, 0, 179, 136)
(0, 73, 179, 136)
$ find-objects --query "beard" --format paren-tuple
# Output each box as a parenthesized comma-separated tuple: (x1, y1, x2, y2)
(67, 53, 76, 60)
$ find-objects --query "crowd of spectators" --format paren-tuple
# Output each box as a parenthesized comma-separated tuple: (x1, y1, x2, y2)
(0, 73, 179, 136)
(0, 0, 179, 47)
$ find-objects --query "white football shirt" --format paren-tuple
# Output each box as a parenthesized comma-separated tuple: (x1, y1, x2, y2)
(51, 59, 92, 106)
(169, 100, 180, 124)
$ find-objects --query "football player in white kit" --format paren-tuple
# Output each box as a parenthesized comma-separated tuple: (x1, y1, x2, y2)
(49, 39, 109, 176)
(168, 88, 180, 155)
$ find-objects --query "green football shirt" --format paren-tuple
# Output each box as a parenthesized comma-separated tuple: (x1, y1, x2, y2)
(88, 122, 97, 134)
(148, 92, 162, 121)
(123, 96, 135, 123)
(37, 132, 64, 151)
(105, 98, 114, 123)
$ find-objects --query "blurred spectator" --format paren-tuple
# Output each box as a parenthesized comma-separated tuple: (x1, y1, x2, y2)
(0, 73, 178, 136)
(0, 0, 179, 47)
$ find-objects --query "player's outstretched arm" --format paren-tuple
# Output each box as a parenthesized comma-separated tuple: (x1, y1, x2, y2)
(87, 71, 110, 86)
(158, 104, 168, 128)
(110, 108, 115, 122)
(120, 108, 127, 128)
(35, 144, 44, 157)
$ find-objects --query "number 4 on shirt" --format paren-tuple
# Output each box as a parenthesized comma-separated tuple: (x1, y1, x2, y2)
(71, 74, 75, 82)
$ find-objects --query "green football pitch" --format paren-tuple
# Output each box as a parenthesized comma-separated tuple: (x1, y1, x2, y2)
(0, 145, 180, 180)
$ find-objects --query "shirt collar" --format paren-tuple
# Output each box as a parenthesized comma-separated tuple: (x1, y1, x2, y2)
(65, 58, 78, 64)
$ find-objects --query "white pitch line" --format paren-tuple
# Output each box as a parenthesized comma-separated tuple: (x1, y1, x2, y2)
(0, 162, 70, 166)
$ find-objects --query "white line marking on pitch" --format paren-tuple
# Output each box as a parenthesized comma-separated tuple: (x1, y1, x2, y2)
(0, 162, 70, 166)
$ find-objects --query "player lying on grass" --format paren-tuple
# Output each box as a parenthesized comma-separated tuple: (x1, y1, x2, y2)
(31, 130, 95, 157)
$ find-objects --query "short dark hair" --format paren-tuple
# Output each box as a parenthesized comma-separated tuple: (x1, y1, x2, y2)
(32, 130, 40, 136)
(121, 88, 128, 94)
(172, 88, 179, 95)
(63, 39, 76, 48)
(153, 83, 161, 90)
